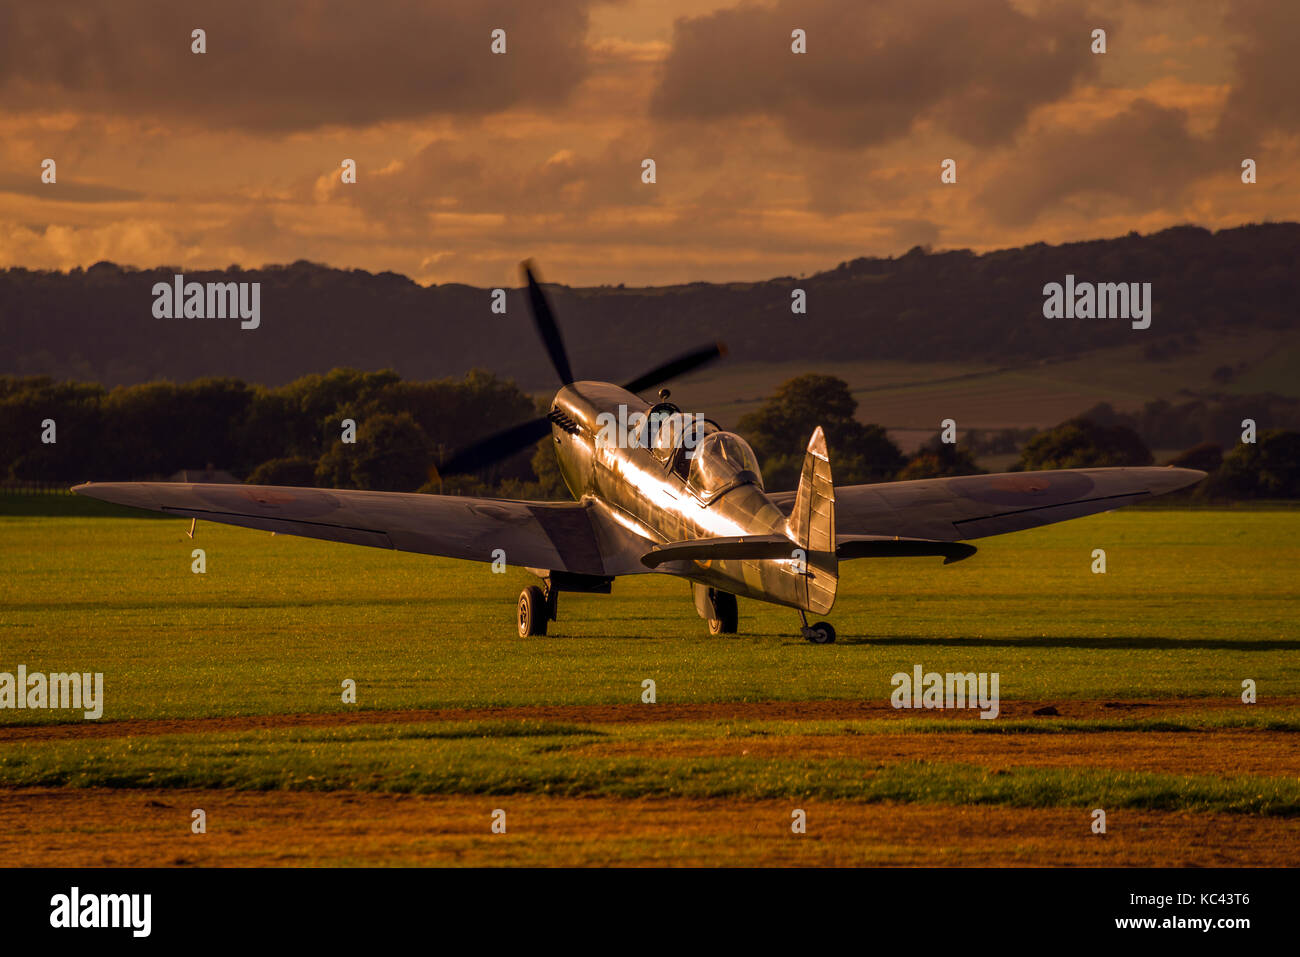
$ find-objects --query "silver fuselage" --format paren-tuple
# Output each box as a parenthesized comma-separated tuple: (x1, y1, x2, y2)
(550, 381, 818, 610)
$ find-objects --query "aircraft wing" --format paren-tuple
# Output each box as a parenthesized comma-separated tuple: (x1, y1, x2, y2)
(72, 482, 653, 577)
(769, 467, 1205, 543)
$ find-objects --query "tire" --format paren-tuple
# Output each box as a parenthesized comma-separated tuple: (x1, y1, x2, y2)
(707, 591, 738, 635)
(806, 621, 836, 644)
(518, 585, 549, 637)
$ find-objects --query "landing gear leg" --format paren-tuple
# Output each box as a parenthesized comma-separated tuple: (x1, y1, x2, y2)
(799, 610, 836, 644)
(707, 590, 738, 635)
(542, 579, 559, 623)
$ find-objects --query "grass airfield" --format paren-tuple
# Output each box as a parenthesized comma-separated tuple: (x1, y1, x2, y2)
(1, 506, 1297, 865)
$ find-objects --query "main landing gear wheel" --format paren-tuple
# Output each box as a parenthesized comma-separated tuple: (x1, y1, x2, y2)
(518, 585, 549, 637)
(708, 591, 739, 635)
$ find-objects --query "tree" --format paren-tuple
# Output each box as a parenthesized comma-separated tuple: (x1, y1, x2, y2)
(0, 377, 105, 482)
(98, 378, 251, 479)
(1166, 443, 1222, 473)
(315, 412, 433, 492)
(1207, 431, 1300, 499)
(1017, 418, 1152, 470)
(278, 367, 402, 460)
(896, 438, 985, 481)
(529, 439, 571, 499)
(737, 374, 903, 489)
(359, 368, 539, 484)
(246, 456, 317, 487)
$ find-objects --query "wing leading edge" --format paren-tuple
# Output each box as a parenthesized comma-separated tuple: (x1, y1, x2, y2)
(72, 482, 653, 577)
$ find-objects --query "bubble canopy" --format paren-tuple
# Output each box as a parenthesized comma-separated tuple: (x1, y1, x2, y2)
(687, 431, 764, 499)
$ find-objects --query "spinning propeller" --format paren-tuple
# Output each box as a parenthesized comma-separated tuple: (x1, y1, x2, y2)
(437, 261, 725, 476)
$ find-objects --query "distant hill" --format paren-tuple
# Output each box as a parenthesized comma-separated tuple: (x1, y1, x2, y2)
(3, 223, 1296, 389)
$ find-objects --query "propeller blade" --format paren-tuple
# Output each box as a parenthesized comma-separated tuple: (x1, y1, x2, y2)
(438, 415, 553, 476)
(622, 341, 727, 395)
(522, 260, 574, 386)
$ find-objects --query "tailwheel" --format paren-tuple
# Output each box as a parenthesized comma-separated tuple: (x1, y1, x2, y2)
(798, 610, 835, 644)
(707, 591, 738, 635)
(804, 621, 836, 644)
(518, 585, 549, 637)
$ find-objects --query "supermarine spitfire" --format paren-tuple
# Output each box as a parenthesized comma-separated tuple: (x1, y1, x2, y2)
(75, 263, 1205, 642)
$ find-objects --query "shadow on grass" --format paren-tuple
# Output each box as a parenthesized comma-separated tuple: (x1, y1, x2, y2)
(831, 635, 1300, 651)
(468, 629, 1300, 650)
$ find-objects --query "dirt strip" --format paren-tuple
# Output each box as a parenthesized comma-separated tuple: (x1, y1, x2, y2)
(0, 788, 1293, 867)
(574, 729, 1300, 777)
(2, 696, 1291, 742)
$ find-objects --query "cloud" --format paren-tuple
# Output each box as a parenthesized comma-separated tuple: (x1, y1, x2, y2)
(0, 219, 198, 269)
(316, 135, 664, 230)
(975, 99, 1220, 226)
(1216, 0, 1300, 142)
(649, 0, 1099, 149)
(883, 217, 941, 250)
(0, 0, 595, 132)
(0, 173, 142, 203)
(1, 0, 1298, 287)
(971, 0, 1300, 228)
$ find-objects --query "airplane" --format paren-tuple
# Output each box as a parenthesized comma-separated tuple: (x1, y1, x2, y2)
(74, 262, 1206, 643)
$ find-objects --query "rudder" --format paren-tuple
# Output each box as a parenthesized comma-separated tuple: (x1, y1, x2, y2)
(785, 426, 838, 613)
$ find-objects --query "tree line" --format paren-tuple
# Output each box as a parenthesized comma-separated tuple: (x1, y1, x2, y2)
(2, 370, 1295, 500)
(0, 369, 541, 495)
(739, 375, 1299, 499)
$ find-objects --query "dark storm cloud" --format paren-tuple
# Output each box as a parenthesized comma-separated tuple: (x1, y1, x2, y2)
(0, 0, 594, 131)
(975, 99, 1220, 226)
(974, 0, 1300, 227)
(649, 0, 1099, 149)
(1217, 0, 1300, 141)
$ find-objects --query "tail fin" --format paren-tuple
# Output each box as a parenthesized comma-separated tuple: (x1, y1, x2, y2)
(785, 426, 838, 614)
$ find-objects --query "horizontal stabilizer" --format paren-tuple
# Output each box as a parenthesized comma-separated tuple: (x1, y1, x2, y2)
(836, 536, 977, 564)
(641, 535, 803, 568)
(642, 534, 976, 568)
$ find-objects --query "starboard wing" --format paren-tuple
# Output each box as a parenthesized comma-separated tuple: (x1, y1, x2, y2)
(73, 482, 653, 576)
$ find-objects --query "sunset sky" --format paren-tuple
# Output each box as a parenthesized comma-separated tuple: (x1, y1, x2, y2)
(1, 0, 1296, 287)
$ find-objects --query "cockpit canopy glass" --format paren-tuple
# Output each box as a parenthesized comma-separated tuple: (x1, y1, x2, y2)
(687, 431, 764, 498)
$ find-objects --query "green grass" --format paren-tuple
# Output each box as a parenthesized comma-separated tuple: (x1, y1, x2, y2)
(1, 509, 1297, 721)
(1, 509, 1296, 819)
(2, 720, 1296, 815)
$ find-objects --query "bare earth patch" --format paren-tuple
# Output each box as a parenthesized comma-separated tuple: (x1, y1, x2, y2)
(0, 696, 1288, 742)
(4, 698, 1292, 865)
(574, 729, 1300, 777)
(0, 788, 1293, 867)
